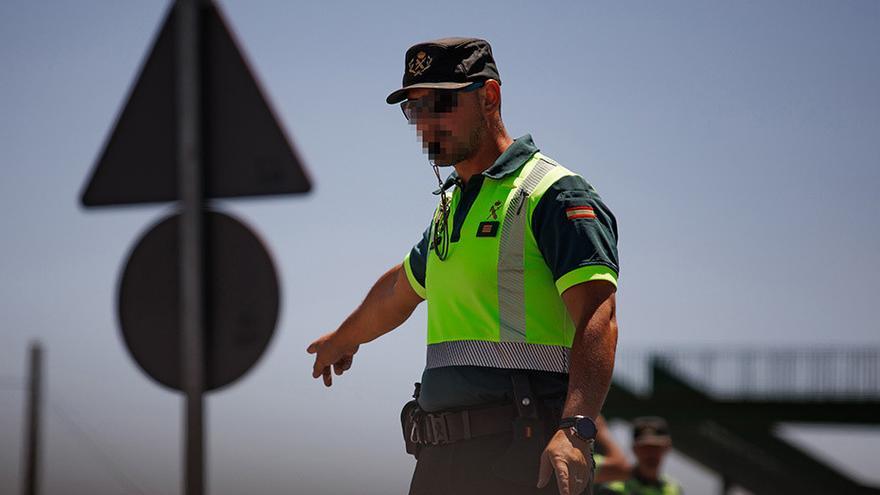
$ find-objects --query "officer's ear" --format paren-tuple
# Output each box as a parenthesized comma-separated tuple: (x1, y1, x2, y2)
(482, 79, 502, 113)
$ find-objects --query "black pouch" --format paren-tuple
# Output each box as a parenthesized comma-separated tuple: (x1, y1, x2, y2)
(490, 374, 548, 486)
(491, 416, 547, 486)
(400, 383, 423, 459)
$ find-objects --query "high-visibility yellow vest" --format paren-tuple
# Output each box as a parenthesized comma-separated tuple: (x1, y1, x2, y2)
(599, 475, 683, 495)
(404, 151, 617, 373)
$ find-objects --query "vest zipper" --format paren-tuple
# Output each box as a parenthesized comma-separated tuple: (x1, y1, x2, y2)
(516, 189, 528, 215)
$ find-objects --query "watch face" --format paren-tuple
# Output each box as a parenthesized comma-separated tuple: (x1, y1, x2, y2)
(575, 418, 597, 439)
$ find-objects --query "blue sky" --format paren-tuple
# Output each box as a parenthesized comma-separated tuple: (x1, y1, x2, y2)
(1, 1, 878, 493)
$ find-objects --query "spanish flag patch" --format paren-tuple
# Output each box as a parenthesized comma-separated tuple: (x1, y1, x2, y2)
(565, 206, 596, 220)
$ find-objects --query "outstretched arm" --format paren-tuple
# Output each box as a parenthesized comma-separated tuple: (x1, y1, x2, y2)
(307, 263, 424, 386)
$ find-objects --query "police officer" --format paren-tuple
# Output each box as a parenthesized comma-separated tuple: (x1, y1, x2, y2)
(308, 37, 620, 495)
(596, 417, 683, 495)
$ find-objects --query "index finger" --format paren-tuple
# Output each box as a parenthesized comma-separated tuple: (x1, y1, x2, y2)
(554, 460, 571, 495)
(313, 355, 331, 378)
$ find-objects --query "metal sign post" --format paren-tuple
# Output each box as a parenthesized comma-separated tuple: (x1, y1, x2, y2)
(175, 1, 206, 494)
(22, 343, 43, 495)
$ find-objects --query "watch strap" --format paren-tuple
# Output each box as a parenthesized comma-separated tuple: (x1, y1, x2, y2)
(558, 415, 597, 441)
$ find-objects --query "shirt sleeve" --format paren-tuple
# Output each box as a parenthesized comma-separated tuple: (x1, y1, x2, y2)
(403, 223, 431, 299)
(531, 174, 620, 294)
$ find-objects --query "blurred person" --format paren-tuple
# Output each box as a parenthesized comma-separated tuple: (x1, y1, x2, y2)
(308, 37, 620, 495)
(596, 417, 683, 495)
(593, 416, 631, 484)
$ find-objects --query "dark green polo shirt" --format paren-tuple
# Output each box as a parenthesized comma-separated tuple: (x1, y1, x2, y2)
(406, 134, 619, 412)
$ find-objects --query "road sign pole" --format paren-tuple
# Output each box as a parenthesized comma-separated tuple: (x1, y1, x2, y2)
(21, 342, 43, 495)
(175, 1, 206, 494)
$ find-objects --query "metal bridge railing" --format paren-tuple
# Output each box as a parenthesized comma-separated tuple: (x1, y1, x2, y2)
(612, 348, 880, 400)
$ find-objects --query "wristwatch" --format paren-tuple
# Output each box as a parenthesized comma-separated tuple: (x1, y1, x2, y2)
(558, 415, 597, 442)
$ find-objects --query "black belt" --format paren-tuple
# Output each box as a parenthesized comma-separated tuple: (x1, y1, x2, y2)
(411, 402, 561, 446)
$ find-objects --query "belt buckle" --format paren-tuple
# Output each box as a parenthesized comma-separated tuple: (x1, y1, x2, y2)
(409, 420, 422, 444)
(407, 408, 423, 444)
(428, 413, 450, 445)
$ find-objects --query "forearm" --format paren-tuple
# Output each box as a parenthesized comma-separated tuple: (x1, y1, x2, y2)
(334, 263, 420, 347)
(562, 292, 618, 419)
(539, 294, 617, 494)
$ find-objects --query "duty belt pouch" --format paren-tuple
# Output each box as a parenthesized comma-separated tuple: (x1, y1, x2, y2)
(400, 383, 423, 459)
(491, 374, 547, 487)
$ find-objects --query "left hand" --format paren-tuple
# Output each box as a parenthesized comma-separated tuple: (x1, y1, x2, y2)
(536, 429, 595, 495)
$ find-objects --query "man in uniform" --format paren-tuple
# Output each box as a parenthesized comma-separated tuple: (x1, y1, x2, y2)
(308, 37, 620, 495)
(596, 417, 683, 495)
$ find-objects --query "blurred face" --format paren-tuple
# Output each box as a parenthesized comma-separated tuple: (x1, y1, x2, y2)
(633, 443, 670, 470)
(401, 84, 488, 167)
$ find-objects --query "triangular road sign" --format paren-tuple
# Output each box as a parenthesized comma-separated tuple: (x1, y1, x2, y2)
(81, 2, 311, 206)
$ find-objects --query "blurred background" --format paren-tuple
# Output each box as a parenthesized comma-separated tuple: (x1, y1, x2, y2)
(1, 0, 878, 493)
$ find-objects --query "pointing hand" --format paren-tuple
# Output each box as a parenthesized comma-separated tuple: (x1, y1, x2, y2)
(307, 332, 359, 387)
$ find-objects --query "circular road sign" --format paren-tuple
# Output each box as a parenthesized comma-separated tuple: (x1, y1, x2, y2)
(118, 210, 280, 391)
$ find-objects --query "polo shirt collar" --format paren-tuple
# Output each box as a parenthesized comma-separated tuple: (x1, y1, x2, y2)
(484, 134, 539, 179)
(434, 134, 539, 194)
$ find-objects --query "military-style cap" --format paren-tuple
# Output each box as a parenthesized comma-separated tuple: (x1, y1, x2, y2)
(385, 37, 501, 104)
(632, 417, 672, 446)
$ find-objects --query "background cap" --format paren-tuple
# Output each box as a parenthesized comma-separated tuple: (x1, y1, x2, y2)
(385, 37, 500, 104)
(632, 416, 672, 446)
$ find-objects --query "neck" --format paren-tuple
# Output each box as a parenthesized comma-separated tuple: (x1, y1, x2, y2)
(634, 464, 660, 483)
(453, 130, 513, 185)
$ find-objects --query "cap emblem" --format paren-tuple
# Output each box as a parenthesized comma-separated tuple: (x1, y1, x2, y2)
(408, 51, 433, 77)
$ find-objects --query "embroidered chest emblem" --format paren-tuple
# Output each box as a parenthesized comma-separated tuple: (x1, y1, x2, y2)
(488, 201, 502, 220)
(476, 221, 499, 237)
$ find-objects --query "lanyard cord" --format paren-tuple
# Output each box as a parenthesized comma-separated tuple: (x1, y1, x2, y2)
(431, 163, 451, 261)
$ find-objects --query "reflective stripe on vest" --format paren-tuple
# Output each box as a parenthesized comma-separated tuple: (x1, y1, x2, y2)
(425, 340, 569, 372)
(498, 158, 556, 342)
(425, 158, 571, 373)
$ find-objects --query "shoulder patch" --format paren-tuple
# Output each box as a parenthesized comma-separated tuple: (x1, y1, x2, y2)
(565, 206, 596, 220)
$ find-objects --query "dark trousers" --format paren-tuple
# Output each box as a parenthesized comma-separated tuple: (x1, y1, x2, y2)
(408, 427, 560, 495)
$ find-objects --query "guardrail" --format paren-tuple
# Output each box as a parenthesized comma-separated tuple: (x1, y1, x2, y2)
(613, 348, 880, 400)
